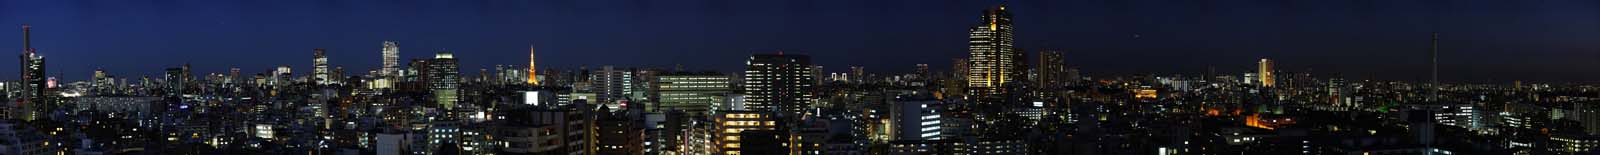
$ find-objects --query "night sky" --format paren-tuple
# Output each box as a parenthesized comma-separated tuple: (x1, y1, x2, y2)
(2, 0, 1599, 83)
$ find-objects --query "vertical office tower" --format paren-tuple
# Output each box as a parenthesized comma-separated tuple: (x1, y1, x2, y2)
(528, 46, 540, 86)
(15, 24, 45, 120)
(1037, 50, 1065, 88)
(18, 25, 44, 100)
(915, 64, 930, 79)
(812, 66, 824, 85)
(92, 69, 109, 94)
(742, 53, 815, 117)
(966, 5, 1017, 96)
(312, 48, 330, 85)
(228, 67, 240, 85)
(165, 68, 186, 95)
(429, 51, 461, 109)
(591, 66, 635, 104)
(952, 58, 968, 80)
(1328, 77, 1348, 106)
(657, 72, 732, 115)
(273, 66, 291, 87)
(1258, 58, 1274, 87)
(850, 66, 865, 83)
(381, 41, 399, 77)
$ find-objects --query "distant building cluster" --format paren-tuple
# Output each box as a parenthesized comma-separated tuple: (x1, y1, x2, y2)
(1, 4, 1596, 155)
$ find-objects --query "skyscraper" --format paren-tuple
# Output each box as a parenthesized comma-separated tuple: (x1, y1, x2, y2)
(429, 51, 460, 110)
(528, 46, 540, 86)
(1037, 50, 1065, 88)
(952, 58, 968, 80)
(381, 41, 399, 77)
(966, 5, 1018, 97)
(312, 48, 330, 85)
(850, 66, 865, 83)
(742, 53, 815, 117)
(1258, 58, 1274, 88)
(16, 24, 45, 120)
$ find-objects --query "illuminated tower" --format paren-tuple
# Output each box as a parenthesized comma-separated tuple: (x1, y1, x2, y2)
(16, 24, 45, 120)
(382, 41, 399, 77)
(1258, 58, 1274, 87)
(429, 51, 461, 109)
(313, 48, 330, 85)
(528, 46, 540, 85)
(966, 5, 1017, 97)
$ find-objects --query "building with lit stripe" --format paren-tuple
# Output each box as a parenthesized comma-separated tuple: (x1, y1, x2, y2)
(429, 51, 460, 109)
(312, 48, 331, 85)
(382, 41, 399, 77)
(965, 5, 1019, 97)
(1258, 58, 1274, 87)
(713, 111, 777, 155)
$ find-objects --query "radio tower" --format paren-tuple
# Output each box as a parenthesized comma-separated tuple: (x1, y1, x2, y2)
(527, 46, 539, 86)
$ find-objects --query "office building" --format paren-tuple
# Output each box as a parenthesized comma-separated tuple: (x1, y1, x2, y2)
(714, 111, 777, 155)
(313, 48, 331, 85)
(742, 53, 815, 117)
(657, 72, 733, 115)
(891, 99, 942, 141)
(1258, 58, 1274, 87)
(382, 41, 399, 77)
(1037, 50, 1064, 88)
(591, 66, 634, 103)
(966, 5, 1019, 97)
(430, 51, 461, 109)
(15, 25, 45, 120)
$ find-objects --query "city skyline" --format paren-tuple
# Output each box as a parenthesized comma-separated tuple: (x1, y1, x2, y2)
(3, 1, 1600, 82)
(3, 1, 1600, 154)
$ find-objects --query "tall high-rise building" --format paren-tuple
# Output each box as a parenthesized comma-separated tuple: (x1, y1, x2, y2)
(312, 48, 331, 85)
(812, 66, 825, 85)
(429, 51, 461, 110)
(92, 69, 109, 94)
(164, 67, 186, 95)
(15, 24, 45, 120)
(915, 64, 930, 79)
(228, 67, 240, 85)
(952, 58, 968, 80)
(850, 66, 865, 83)
(1258, 58, 1274, 87)
(742, 53, 815, 117)
(528, 46, 540, 86)
(1037, 50, 1065, 88)
(966, 5, 1018, 97)
(381, 41, 399, 77)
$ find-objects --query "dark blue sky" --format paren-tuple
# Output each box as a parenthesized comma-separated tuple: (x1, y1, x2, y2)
(2, 0, 1598, 83)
